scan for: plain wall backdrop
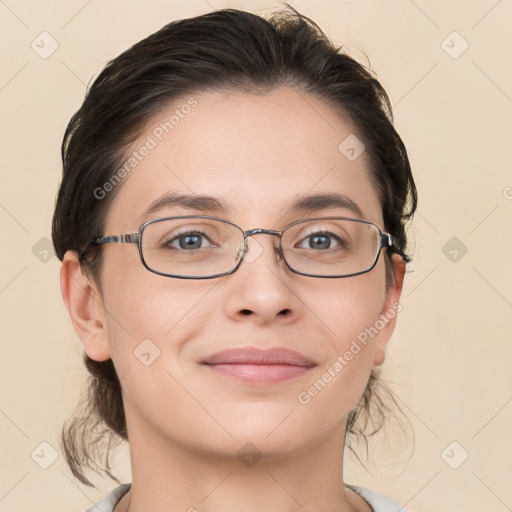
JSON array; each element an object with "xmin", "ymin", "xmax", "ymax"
[{"xmin": 1, "ymin": 1, "xmax": 511, "ymax": 511}]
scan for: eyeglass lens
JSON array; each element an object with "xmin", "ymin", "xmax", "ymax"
[{"xmin": 140, "ymin": 217, "xmax": 382, "ymax": 278}]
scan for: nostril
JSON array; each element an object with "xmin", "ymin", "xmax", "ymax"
[
  {"xmin": 279, "ymin": 308, "xmax": 290, "ymax": 316},
  {"xmin": 240, "ymin": 309, "xmax": 252, "ymax": 315}
]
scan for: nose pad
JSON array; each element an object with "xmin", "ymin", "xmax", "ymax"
[
  {"xmin": 240, "ymin": 237, "xmax": 265, "ymax": 264},
  {"xmin": 235, "ymin": 241, "xmax": 246, "ymax": 261},
  {"xmin": 274, "ymin": 243, "xmax": 285, "ymax": 262}
]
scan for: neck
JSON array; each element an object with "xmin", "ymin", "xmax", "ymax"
[{"xmin": 116, "ymin": 418, "xmax": 370, "ymax": 512}]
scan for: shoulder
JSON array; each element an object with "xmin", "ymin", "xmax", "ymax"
[
  {"xmin": 84, "ymin": 483, "xmax": 131, "ymax": 512},
  {"xmin": 348, "ymin": 484, "xmax": 413, "ymax": 512},
  {"xmin": 85, "ymin": 482, "xmax": 418, "ymax": 512}
]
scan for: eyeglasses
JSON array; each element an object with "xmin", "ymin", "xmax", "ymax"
[{"xmin": 79, "ymin": 215, "xmax": 395, "ymax": 279}]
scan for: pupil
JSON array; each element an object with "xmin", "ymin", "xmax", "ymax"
[
  {"xmin": 310, "ymin": 234, "xmax": 330, "ymax": 249},
  {"xmin": 179, "ymin": 234, "xmax": 201, "ymax": 249}
]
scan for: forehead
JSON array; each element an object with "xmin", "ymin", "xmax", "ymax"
[{"xmin": 105, "ymin": 86, "xmax": 382, "ymax": 231}]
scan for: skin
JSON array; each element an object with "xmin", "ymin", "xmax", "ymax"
[{"xmin": 61, "ymin": 86, "xmax": 405, "ymax": 512}]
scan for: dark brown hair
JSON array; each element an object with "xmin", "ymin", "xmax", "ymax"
[{"xmin": 52, "ymin": 6, "xmax": 417, "ymax": 486}]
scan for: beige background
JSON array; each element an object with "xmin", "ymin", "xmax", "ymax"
[{"xmin": 1, "ymin": 1, "xmax": 511, "ymax": 511}]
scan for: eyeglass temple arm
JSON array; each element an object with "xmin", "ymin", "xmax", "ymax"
[
  {"xmin": 79, "ymin": 233, "xmax": 140, "ymax": 261},
  {"xmin": 382, "ymin": 232, "xmax": 410, "ymax": 262},
  {"xmin": 381, "ymin": 232, "xmax": 393, "ymax": 247}
]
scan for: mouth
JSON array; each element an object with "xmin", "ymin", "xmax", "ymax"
[{"xmin": 200, "ymin": 347, "xmax": 316, "ymax": 385}]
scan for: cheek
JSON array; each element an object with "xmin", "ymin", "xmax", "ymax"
[
  {"xmin": 293, "ymin": 271, "xmax": 387, "ymax": 415},
  {"xmin": 99, "ymin": 274, "xmax": 222, "ymax": 433},
  {"xmin": 100, "ymin": 261, "xmax": 218, "ymax": 370},
  {"xmin": 308, "ymin": 268, "xmax": 387, "ymax": 348}
]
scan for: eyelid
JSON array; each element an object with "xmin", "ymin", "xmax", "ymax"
[{"xmin": 289, "ymin": 219, "xmax": 351, "ymax": 234}]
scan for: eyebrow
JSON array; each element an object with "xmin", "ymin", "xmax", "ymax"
[
  {"xmin": 286, "ymin": 193, "xmax": 364, "ymax": 219},
  {"xmin": 139, "ymin": 192, "xmax": 226, "ymax": 223},
  {"xmin": 139, "ymin": 191, "xmax": 364, "ymax": 223}
]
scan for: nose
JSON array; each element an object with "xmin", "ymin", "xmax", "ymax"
[{"xmin": 222, "ymin": 234, "xmax": 301, "ymax": 326}]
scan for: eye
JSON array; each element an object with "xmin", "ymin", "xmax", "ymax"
[
  {"xmin": 297, "ymin": 231, "xmax": 347, "ymax": 250},
  {"xmin": 166, "ymin": 231, "xmax": 214, "ymax": 250}
]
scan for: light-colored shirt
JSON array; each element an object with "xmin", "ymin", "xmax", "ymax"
[{"xmin": 85, "ymin": 483, "xmax": 410, "ymax": 512}]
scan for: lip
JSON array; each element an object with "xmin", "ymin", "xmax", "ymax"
[{"xmin": 201, "ymin": 347, "xmax": 316, "ymax": 385}]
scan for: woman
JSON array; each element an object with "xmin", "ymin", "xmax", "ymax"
[{"xmin": 52, "ymin": 6, "xmax": 417, "ymax": 512}]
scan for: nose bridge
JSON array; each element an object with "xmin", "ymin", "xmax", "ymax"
[{"xmin": 242, "ymin": 228, "xmax": 283, "ymax": 261}]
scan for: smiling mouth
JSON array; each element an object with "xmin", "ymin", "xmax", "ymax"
[{"xmin": 201, "ymin": 347, "xmax": 316, "ymax": 385}]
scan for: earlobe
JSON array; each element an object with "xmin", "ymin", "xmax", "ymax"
[
  {"xmin": 60, "ymin": 251, "xmax": 111, "ymax": 362},
  {"xmin": 373, "ymin": 254, "xmax": 406, "ymax": 366}
]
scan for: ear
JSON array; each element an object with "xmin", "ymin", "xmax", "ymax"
[
  {"xmin": 60, "ymin": 251, "xmax": 111, "ymax": 361},
  {"xmin": 373, "ymin": 254, "xmax": 406, "ymax": 366}
]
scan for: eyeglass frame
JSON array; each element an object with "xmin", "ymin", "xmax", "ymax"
[{"xmin": 78, "ymin": 215, "xmax": 398, "ymax": 279}]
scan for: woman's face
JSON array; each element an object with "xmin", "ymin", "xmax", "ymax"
[{"xmin": 79, "ymin": 86, "xmax": 403, "ymax": 459}]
